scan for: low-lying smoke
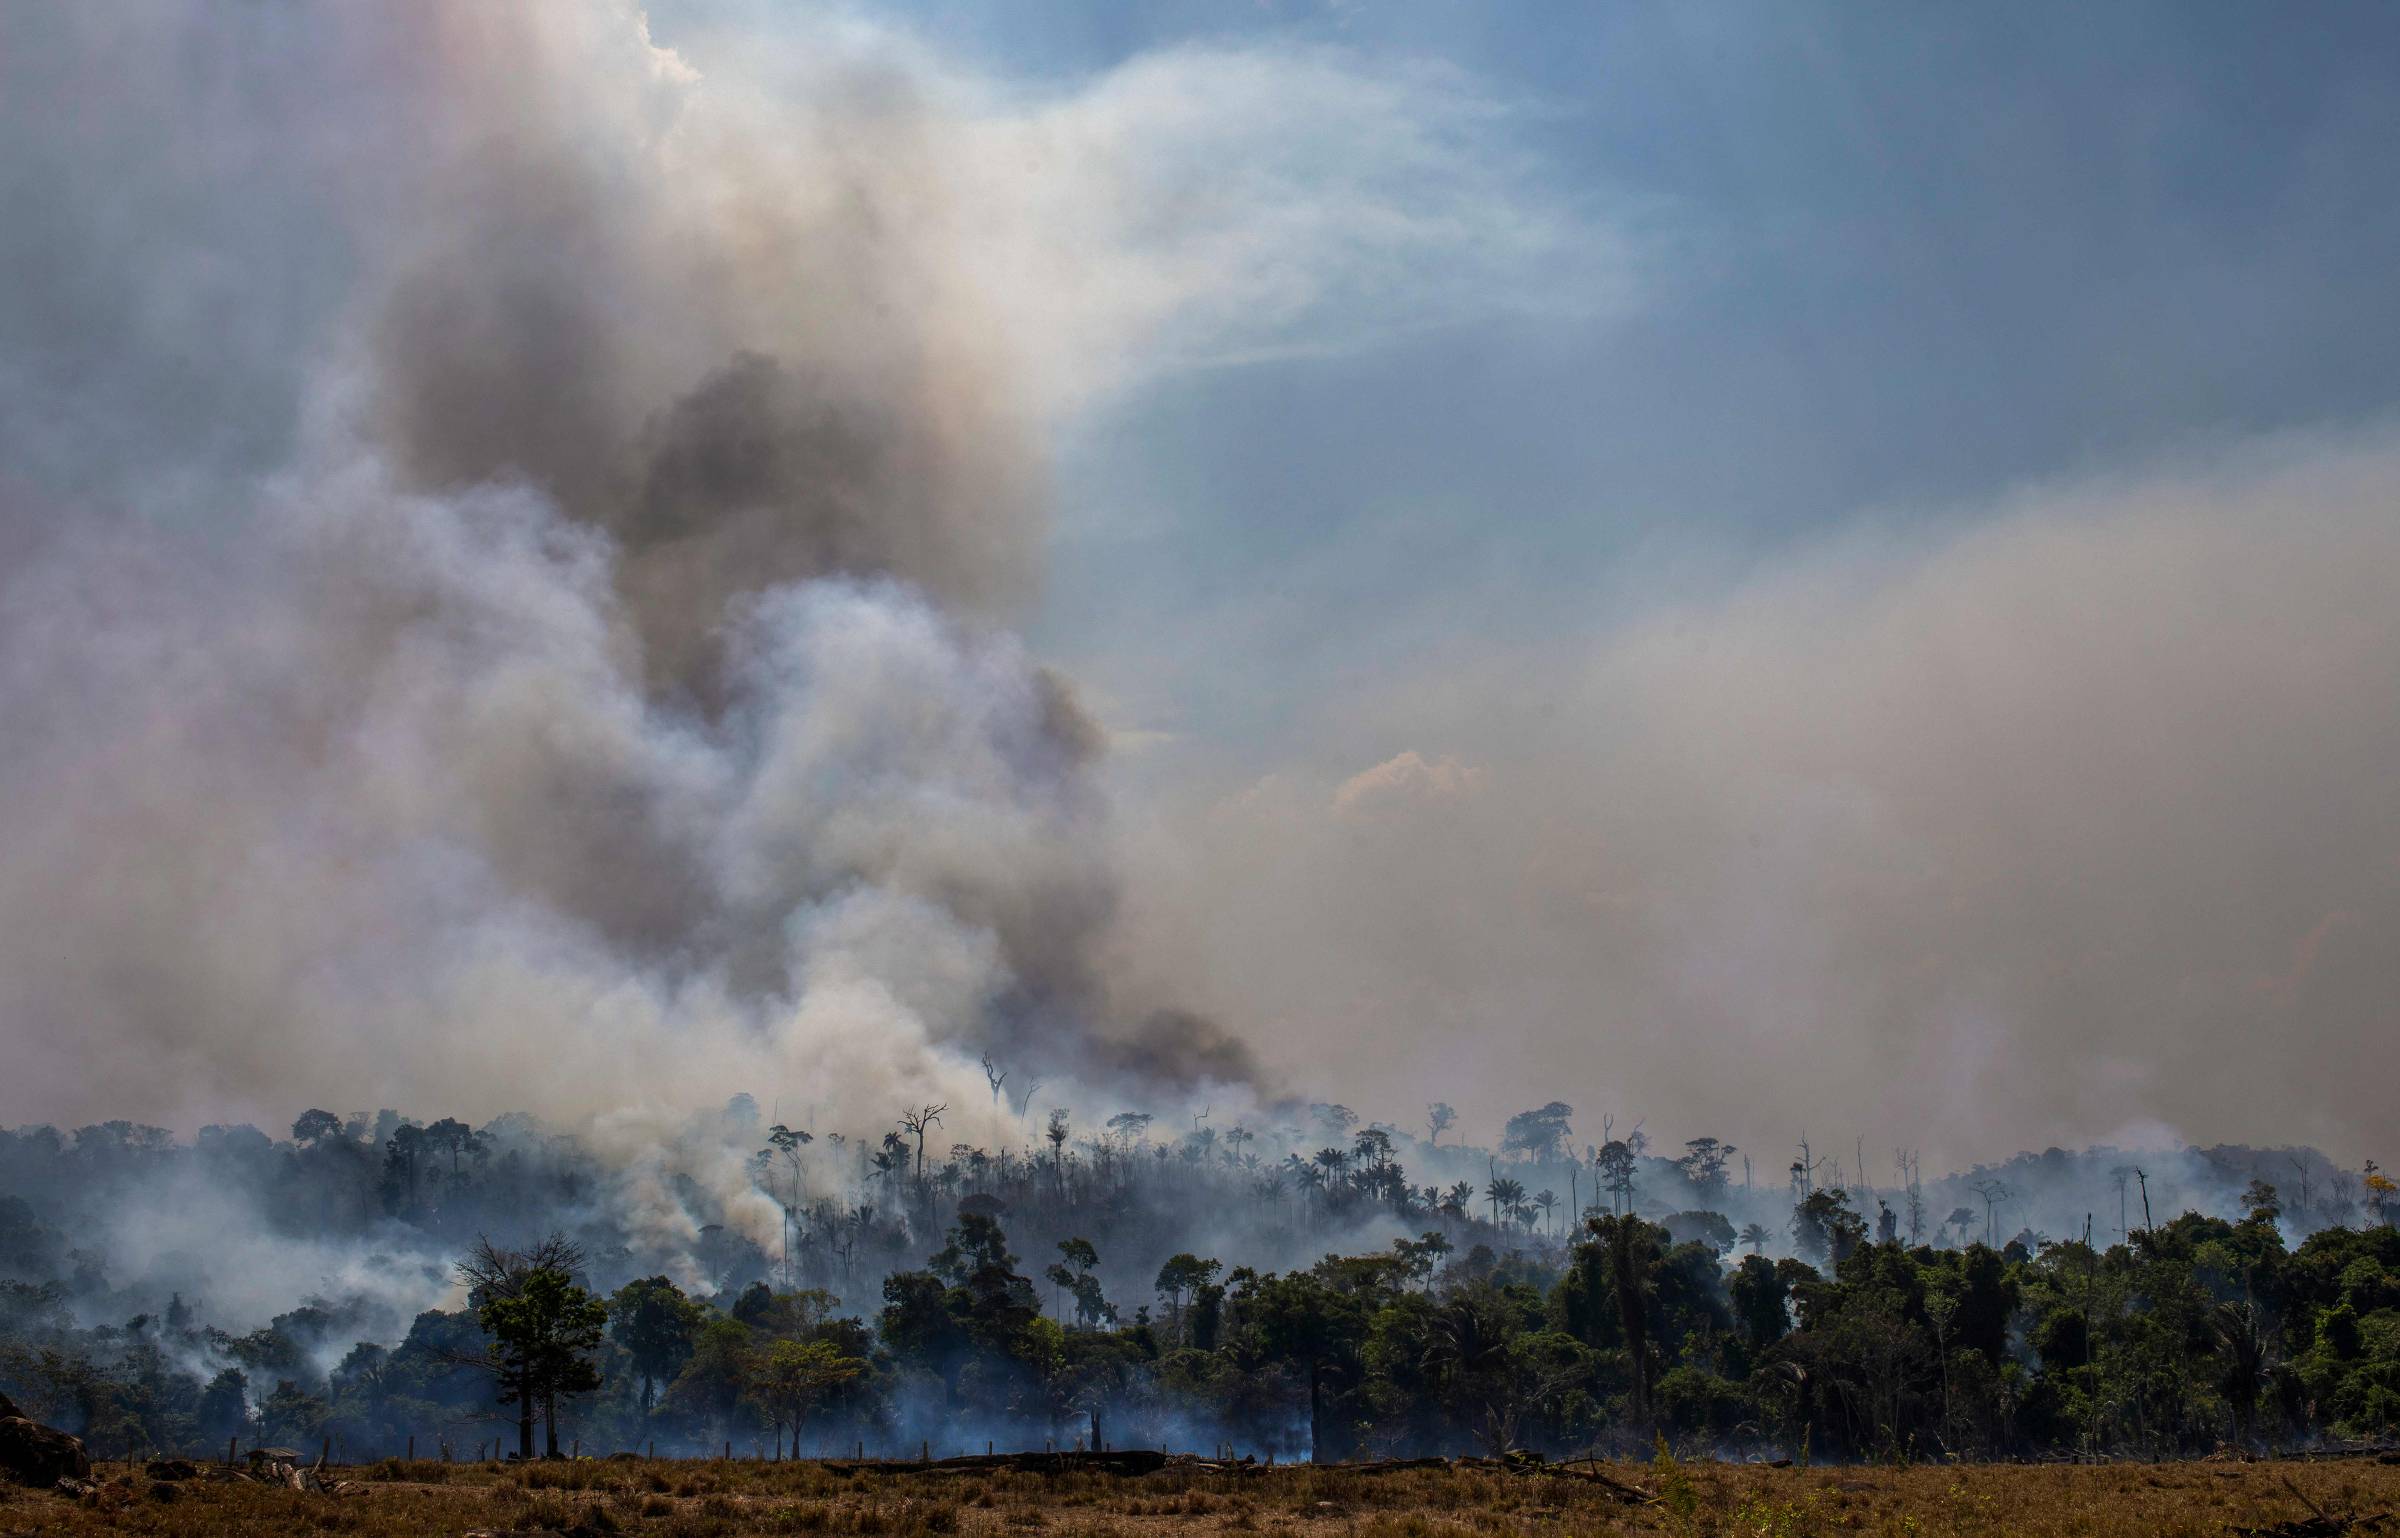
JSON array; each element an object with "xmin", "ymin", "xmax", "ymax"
[{"xmin": 1121, "ymin": 433, "xmax": 2400, "ymax": 1168}]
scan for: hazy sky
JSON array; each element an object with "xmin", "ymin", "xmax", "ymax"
[
  {"xmin": 840, "ymin": 0, "xmax": 2400, "ymax": 1160},
  {"xmin": 4, "ymin": 1, "xmax": 2397, "ymax": 1168}
]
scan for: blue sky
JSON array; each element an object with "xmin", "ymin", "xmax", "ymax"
[{"xmin": 765, "ymin": 1, "xmax": 2400, "ymax": 762}]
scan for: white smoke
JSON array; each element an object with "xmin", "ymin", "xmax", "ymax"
[{"xmin": 0, "ymin": 0, "xmax": 1590, "ymax": 1161}]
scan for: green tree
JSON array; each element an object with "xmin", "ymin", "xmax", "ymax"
[
  {"xmin": 1500, "ymin": 1103, "xmax": 1575, "ymax": 1164},
  {"xmin": 747, "ymin": 1338, "xmax": 863, "ymax": 1457},
  {"xmin": 1155, "ymin": 1253, "xmax": 1222, "ymax": 1344},
  {"xmin": 459, "ymin": 1235, "xmax": 606, "ymax": 1458},
  {"xmin": 1790, "ymin": 1188, "xmax": 1868, "ymax": 1266},
  {"xmin": 290, "ymin": 1109, "xmax": 344, "ymax": 1146},
  {"xmin": 609, "ymin": 1275, "xmax": 702, "ymax": 1417}
]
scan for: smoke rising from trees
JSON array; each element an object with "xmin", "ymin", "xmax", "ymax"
[{"xmin": 0, "ymin": 0, "xmax": 1583, "ymax": 1143}]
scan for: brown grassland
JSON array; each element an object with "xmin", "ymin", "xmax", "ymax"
[{"xmin": 5, "ymin": 1455, "xmax": 2398, "ymax": 1538}]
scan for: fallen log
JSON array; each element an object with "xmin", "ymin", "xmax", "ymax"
[{"xmin": 2228, "ymin": 1475, "xmax": 2395, "ymax": 1536}]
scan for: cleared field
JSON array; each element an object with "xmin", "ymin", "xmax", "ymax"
[{"xmin": 5, "ymin": 1455, "xmax": 2398, "ymax": 1538}]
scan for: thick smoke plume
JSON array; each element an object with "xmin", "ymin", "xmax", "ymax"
[
  {"xmin": 0, "ymin": 3, "xmax": 1063, "ymax": 1140},
  {"xmin": 0, "ymin": 0, "xmax": 1578, "ymax": 1145}
]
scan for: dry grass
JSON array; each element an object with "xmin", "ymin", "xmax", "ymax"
[{"xmin": 5, "ymin": 1454, "xmax": 2397, "ymax": 1537}]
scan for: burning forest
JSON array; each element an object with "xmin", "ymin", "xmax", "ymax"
[
  {"xmin": 1, "ymin": 1103, "xmax": 2396, "ymax": 1466},
  {"xmin": 6, "ymin": 0, "xmax": 2400, "ymax": 1513}
]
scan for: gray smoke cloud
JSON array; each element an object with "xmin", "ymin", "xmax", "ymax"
[
  {"xmin": 1116, "ymin": 431, "xmax": 2400, "ymax": 1170},
  {"xmin": 0, "ymin": 0, "xmax": 1589, "ymax": 1151}
]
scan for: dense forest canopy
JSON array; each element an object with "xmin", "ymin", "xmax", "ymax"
[{"xmin": 3, "ymin": 1101, "xmax": 2393, "ymax": 1463}]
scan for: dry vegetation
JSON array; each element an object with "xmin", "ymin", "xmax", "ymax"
[{"xmin": 7, "ymin": 1455, "xmax": 2400, "ymax": 1538}]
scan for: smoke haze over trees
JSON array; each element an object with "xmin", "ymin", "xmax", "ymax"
[
  {"xmin": 3, "ymin": 1104, "xmax": 2396, "ymax": 1462},
  {"xmin": 4, "ymin": 0, "xmax": 2400, "ymax": 1475}
]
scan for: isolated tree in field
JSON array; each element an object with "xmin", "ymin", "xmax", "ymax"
[
  {"xmin": 1427, "ymin": 1103, "xmax": 1457, "ymax": 1147},
  {"xmin": 609, "ymin": 1275, "xmax": 701, "ymax": 1416},
  {"xmin": 749, "ymin": 1339, "xmax": 863, "ymax": 1457},
  {"xmin": 458, "ymin": 1234, "xmax": 605, "ymax": 1458},
  {"xmin": 493, "ymin": 1270, "xmax": 604, "ymax": 1457}
]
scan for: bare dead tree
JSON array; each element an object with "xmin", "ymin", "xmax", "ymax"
[
  {"xmin": 899, "ymin": 1104, "xmax": 946, "ymax": 1183},
  {"xmin": 981, "ymin": 1054, "xmax": 1007, "ymax": 1109},
  {"xmin": 1968, "ymin": 1179, "xmax": 2013, "ymax": 1248},
  {"xmin": 455, "ymin": 1233, "xmax": 586, "ymax": 1303},
  {"xmin": 444, "ymin": 1233, "xmax": 590, "ymax": 1459}
]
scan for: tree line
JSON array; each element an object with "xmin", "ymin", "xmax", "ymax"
[{"xmin": 4, "ymin": 1170, "xmax": 2396, "ymax": 1463}]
